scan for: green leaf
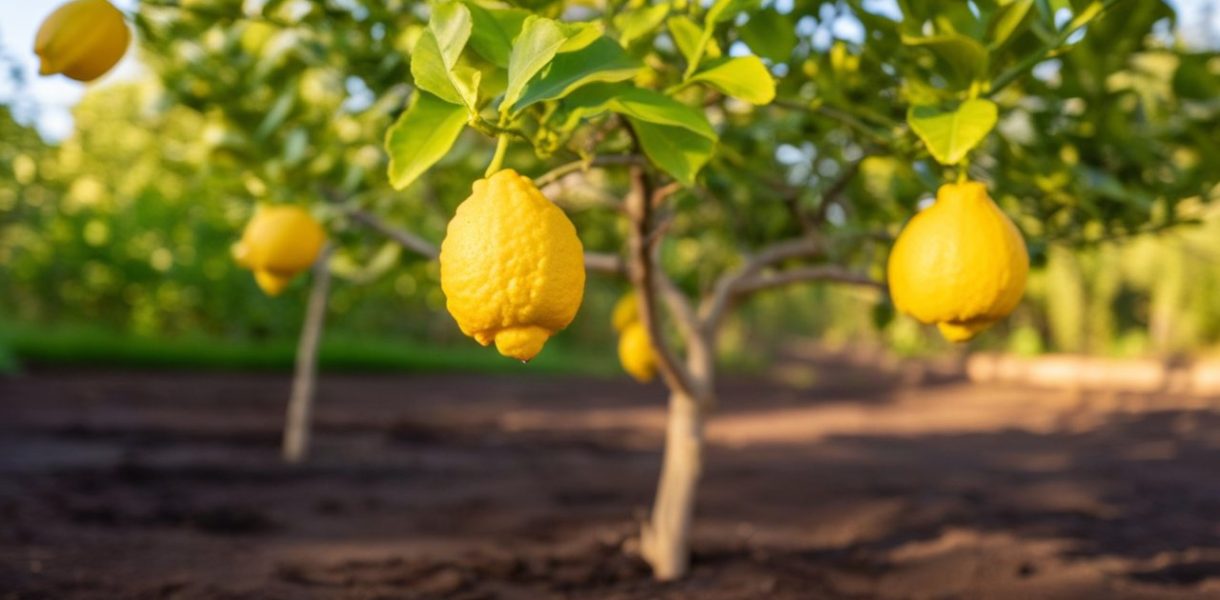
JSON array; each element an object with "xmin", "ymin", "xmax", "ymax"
[
  {"xmin": 513, "ymin": 37, "xmax": 641, "ymax": 113},
  {"xmin": 411, "ymin": 29, "xmax": 480, "ymax": 108},
  {"xmin": 705, "ymin": 0, "xmax": 759, "ymax": 24},
  {"xmin": 503, "ymin": 16, "xmax": 568, "ymax": 114},
  {"xmin": 907, "ymin": 98, "xmax": 998, "ymax": 165},
  {"xmin": 1065, "ymin": 1, "xmax": 1105, "ymax": 32},
  {"xmin": 255, "ymin": 87, "xmax": 295, "ymax": 139},
  {"xmin": 385, "ymin": 92, "xmax": 469, "ymax": 190},
  {"xmin": 668, "ymin": 16, "xmax": 704, "ymax": 67},
  {"xmin": 430, "ymin": 2, "xmax": 472, "ymax": 69},
  {"xmin": 688, "ymin": 56, "xmax": 775, "ymax": 105},
  {"xmin": 556, "ymin": 21, "xmax": 604, "ymax": 52},
  {"xmin": 738, "ymin": 8, "xmax": 797, "ymax": 62},
  {"xmin": 614, "ymin": 4, "xmax": 670, "ymax": 47},
  {"xmin": 558, "ymin": 83, "xmax": 717, "ymax": 140},
  {"xmin": 628, "ymin": 117, "xmax": 715, "ymax": 185},
  {"xmin": 901, "ymin": 33, "xmax": 989, "ymax": 86},
  {"xmin": 575, "ymin": 83, "xmax": 717, "ymax": 137},
  {"xmin": 988, "ymin": 0, "xmax": 1034, "ymax": 49},
  {"xmin": 463, "ymin": 2, "xmax": 529, "ymax": 68}
]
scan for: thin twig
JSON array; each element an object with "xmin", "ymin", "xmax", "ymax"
[
  {"xmin": 651, "ymin": 182, "xmax": 684, "ymax": 208},
  {"xmin": 813, "ymin": 157, "xmax": 865, "ymax": 224},
  {"xmin": 583, "ymin": 251, "xmax": 627, "ymax": 275},
  {"xmin": 347, "ymin": 209, "xmax": 439, "ymax": 259},
  {"xmin": 654, "ymin": 268, "xmax": 701, "ymax": 349},
  {"xmin": 700, "ymin": 235, "xmax": 825, "ymax": 328},
  {"xmin": 731, "ymin": 266, "xmax": 884, "ymax": 296},
  {"xmin": 773, "ymin": 99, "xmax": 896, "ymax": 147},
  {"xmin": 532, "ymin": 154, "xmax": 645, "ymax": 188}
]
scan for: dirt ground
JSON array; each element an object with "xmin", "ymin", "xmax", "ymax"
[{"xmin": 1, "ymin": 361, "xmax": 1219, "ymax": 599}]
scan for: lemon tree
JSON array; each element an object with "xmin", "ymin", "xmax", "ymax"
[{"xmin": 27, "ymin": 0, "xmax": 1220, "ymax": 583}]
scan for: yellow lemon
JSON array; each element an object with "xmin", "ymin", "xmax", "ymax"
[
  {"xmin": 35, "ymin": 0, "xmax": 130, "ymax": 83},
  {"xmin": 618, "ymin": 322, "xmax": 657, "ymax": 383},
  {"xmin": 611, "ymin": 291, "xmax": 639, "ymax": 333},
  {"xmin": 440, "ymin": 169, "xmax": 586, "ymax": 362},
  {"xmin": 887, "ymin": 182, "xmax": 1028, "ymax": 342},
  {"xmin": 233, "ymin": 205, "xmax": 327, "ymax": 296}
]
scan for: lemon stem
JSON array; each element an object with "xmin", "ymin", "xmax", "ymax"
[
  {"xmin": 485, "ymin": 134, "xmax": 510, "ymax": 177},
  {"xmin": 956, "ymin": 157, "xmax": 970, "ymax": 184}
]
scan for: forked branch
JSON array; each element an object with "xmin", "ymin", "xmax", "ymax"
[
  {"xmin": 626, "ymin": 164, "xmax": 695, "ymax": 399},
  {"xmin": 700, "ymin": 235, "xmax": 826, "ymax": 329}
]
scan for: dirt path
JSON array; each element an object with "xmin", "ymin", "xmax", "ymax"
[{"xmin": 1, "ymin": 369, "xmax": 1218, "ymax": 599}]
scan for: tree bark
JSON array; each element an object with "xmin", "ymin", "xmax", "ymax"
[
  {"xmin": 282, "ymin": 246, "xmax": 332, "ymax": 463},
  {"xmin": 641, "ymin": 389, "xmax": 706, "ymax": 580}
]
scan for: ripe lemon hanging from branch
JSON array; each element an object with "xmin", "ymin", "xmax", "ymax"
[
  {"xmin": 35, "ymin": 0, "xmax": 130, "ymax": 82},
  {"xmin": 233, "ymin": 205, "xmax": 327, "ymax": 297},
  {"xmin": 611, "ymin": 292, "xmax": 657, "ymax": 382},
  {"xmin": 887, "ymin": 182, "xmax": 1028, "ymax": 342},
  {"xmin": 439, "ymin": 169, "xmax": 586, "ymax": 362}
]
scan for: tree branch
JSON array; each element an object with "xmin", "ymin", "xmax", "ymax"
[
  {"xmin": 772, "ymin": 99, "xmax": 897, "ymax": 147},
  {"xmin": 731, "ymin": 265, "xmax": 884, "ymax": 296},
  {"xmin": 700, "ymin": 235, "xmax": 825, "ymax": 329},
  {"xmin": 347, "ymin": 209, "xmax": 438, "ymax": 259},
  {"xmin": 532, "ymin": 154, "xmax": 645, "ymax": 188},
  {"xmin": 627, "ymin": 164, "xmax": 695, "ymax": 399},
  {"xmin": 584, "ymin": 251, "xmax": 627, "ymax": 275},
  {"xmin": 654, "ymin": 269, "xmax": 701, "ymax": 349},
  {"xmin": 813, "ymin": 157, "xmax": 865, "ymax": 224}
]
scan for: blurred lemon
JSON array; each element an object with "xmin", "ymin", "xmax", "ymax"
[
  {"xmin": 887, "ymin": 182, "xmax": 1028, "ymax": 342},
  {"xmin": 618, "ymin": 322, "xmax": 657, "ymax": 383},
  {"xmin": 440, "ymin": 169, "xmax": 586, "ymax": 361},
  {"xmin": 611, "ymin": 291, "xmax": 639, "ymax": 333},
  {"xmin": 233, "ymin": 205, "xmax": 327, "ymax": 296},
  {"xmin": 35, "ymin": 0, "xmax": 130, "ymax": 82}
]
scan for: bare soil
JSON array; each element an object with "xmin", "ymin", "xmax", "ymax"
[{"xmin": 1, "ymin": 363, "xmax": 1218, "ymax": 599}]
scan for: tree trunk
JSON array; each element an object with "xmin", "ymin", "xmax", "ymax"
[
  {"xmin": 282, "ymin": 247, "xmax": 332, "ymax": 463},
  {"xmin": 641, "ymin": 390, "xmax": 706, "ymax": 580}
]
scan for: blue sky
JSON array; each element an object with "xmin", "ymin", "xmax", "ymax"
[{"xmin": 1, "ymin": 0, "xmax": 1217, "ymax": 141}]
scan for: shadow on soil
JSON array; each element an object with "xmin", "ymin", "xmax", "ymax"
[{"xmin": 0, "ymin": 371, "xmax": 1217, "ymax": 598}]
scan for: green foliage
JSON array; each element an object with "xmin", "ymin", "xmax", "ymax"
[
  {"xmin": 686, "ymin": 57, "xmax": 775, "ymax": 105},
  {"xmin": 386, "ymin": 92, "xmax": 468, "ymax": 190},
  {"xmin": 907, "ymin": 99, "xmax": 998, "ymax": 165},
  {"xmin": 513, "ymin": 37, "xmax": 641, "ymax": 112},
  {"xmin": 4, "ymin": 0, "xmax": 1220, "ymax": 366}
]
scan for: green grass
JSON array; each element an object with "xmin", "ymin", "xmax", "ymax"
[{"xmin": 0, "ymin": 323, "xmax": 617, "ymax": 376}]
